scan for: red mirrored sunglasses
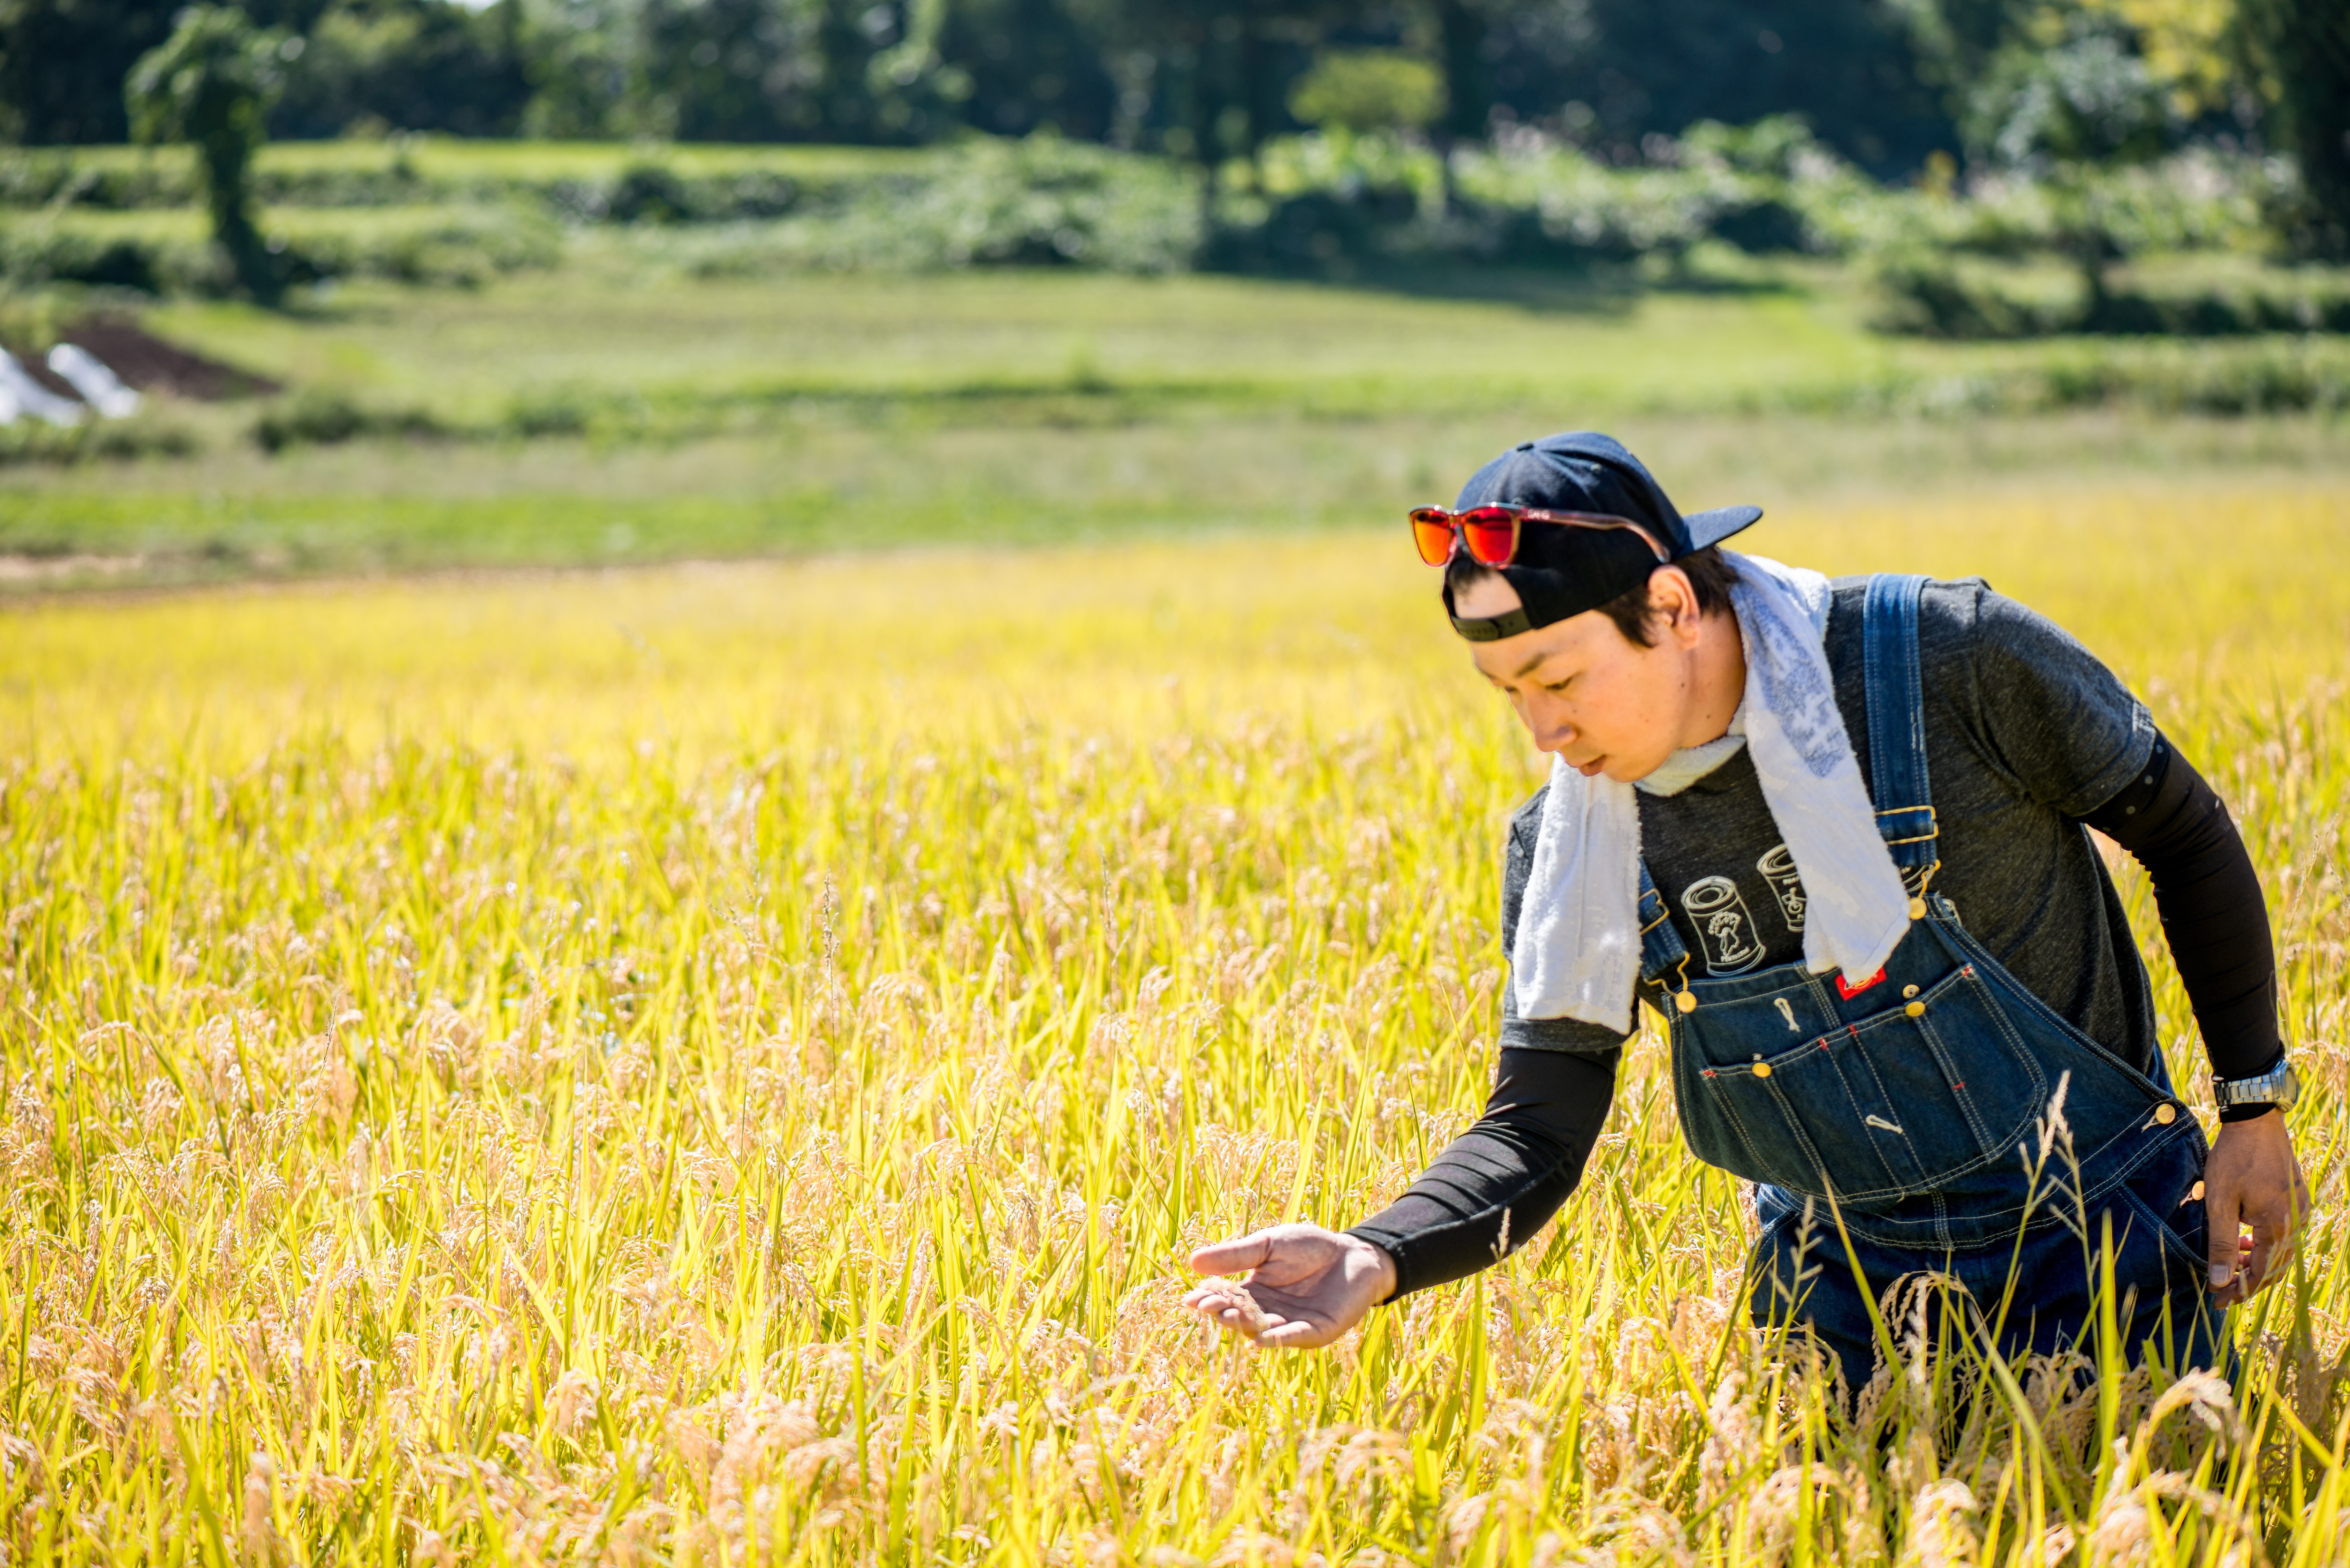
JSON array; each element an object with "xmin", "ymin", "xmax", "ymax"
[{"xmin": 1409, "ymin": 504, "xmax": 1672, "ymax": 569}]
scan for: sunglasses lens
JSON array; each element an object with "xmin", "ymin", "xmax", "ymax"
[
  {"xmin": 1409, "ymin": 510, "xmax": 1456, "ymax": 566},
  {"xmin": 1461, "ymin": 509, "xmax": 1518, "ymax": 566}
]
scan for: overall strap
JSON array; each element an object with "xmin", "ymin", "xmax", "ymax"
[
  {"xmin": 1636, "ymin": 862, "xmax": 1698, "ymax": 1009},
  {"xmin": 1861, "ymin": 573, "xmax": 1940, "ymax": 890}
]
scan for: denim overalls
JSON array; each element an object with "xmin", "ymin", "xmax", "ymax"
[{"xmin": 1638, "ymin": 574, "xmax": 2226, "ymax": 1395}]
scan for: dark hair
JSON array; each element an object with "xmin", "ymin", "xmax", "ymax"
[{"xmin": 1446, "ymin": 545, "xmax": 1740, "ymax": 647}]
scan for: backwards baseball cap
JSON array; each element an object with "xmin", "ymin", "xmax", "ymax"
[{"xmin": 1442, "ymin": 431, "xmax": 1762, "ymax": 642}]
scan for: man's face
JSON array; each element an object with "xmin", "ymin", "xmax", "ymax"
[{"xmin": 1457, "ymin": 570, "xmax": 1701, "ymax": 783}]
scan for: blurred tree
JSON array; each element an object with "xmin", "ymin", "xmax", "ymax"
[
  {"xmin": 1404, "ymin": 0, "xmax": 1497, "ymax": 209},
  {"xmin": 1287, "ymin": 48, "xmax": 1444, "ymax": 135},
  {"xmin": 2075, "ymin": 0, "xmax": 2231, "ymax": 116},
  {"xmin": 0, "ymin": 0, "xmax": 178, "ymax": 142},
  {"xmin": 5, "ymin": 0, "xmax": 2301, "ymax": 201},
  {"xmin": 1963, "ymin": 9, "xmax": 2173, "ymax": 314},
  {"xmin": 1961, "ymin": 11, "xmax": 2170, "ymax": 166},
  {"xmin": 1886, "ymin": 0, "xmax": 2027, "ymax": 108},
  {"xmin": 1425, "ymin": 0, "xmax": 1493, "ymax": 145},
  {"xmin": 514, "ymin": 0, "xmax": 646, "ymax": 138},
  {"xmin": 126, "ymin": 4, "xmax": 290, "ymax": 302},
  {"xmin": 635, "ymin": 0, "xmax": 806, "ymax": 138},
  {"xmin": 1479, "ymin": 0, "xmax": 1955, "ymax": 172},
  {"xmin": 1084, "ymin": 0, "xmax": 1341, "ymax": 178},
  {"xmin": 2238, "ymin": 0, "xmax": 2350, "ymax": 256},
  {"xmin": 626, "ymin": 0, "xmax": 956, "ymax": 140},
  {"xmin": 274, "ymin": 0, "xmax": 529, "ymax": 137},
  {"xmin": 940, "ymin": 0, "xmax": 1115, "ymax": 139},
  {"xmin": 1890, "ymin": 0, "xmax": 2234, "ymax": 148}
]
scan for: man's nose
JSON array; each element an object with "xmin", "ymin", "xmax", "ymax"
[{"xmin": 1524, "ymin": 699, "xmax": 1574, "ymax": 754}]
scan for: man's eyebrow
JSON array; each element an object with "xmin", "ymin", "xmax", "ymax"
[{"xmin": 1509, "ymin": 650, "xmax": 1552, "ymax": 680}]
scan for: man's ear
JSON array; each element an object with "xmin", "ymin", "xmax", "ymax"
[{"xmin": 1649, "ymin": 566, "xmax": 1703, "ymax": 647}]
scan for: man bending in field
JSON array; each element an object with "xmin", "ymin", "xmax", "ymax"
[{"xmin": 1184, "ymin": 431, "xmax": 2309, "ymax": 1394}]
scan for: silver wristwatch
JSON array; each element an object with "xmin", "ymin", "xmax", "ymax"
[{"xmin": 2212, "ymin": 1057, "xmax": 2300, "ymax": 1113}]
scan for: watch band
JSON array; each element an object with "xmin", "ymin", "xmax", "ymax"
[{"xmin": 2212, "ymin": 1057, "xmax": 2299, "ymax": 1111}]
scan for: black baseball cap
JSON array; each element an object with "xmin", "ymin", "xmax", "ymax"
[{"xmin": 1442, "ymin": 432, "xmax": 1762, "ymax": 642}]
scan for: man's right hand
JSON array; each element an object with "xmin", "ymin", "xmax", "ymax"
[
  {"xmin": 2203, "ymin": 1108, "xmax": 2308, "ymax": 1307},
  {"xmin": 1182, "ymin": 1223, "xmax": 1397, "ymax": 1349}
]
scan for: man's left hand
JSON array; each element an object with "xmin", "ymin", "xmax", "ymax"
[{"xmin": 2202, "ymin": 1110, "xmax": 2309, "ymax": 1308}]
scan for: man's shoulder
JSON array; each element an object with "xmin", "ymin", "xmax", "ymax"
[
  {"xmin": 1824, "ymin": 574, "xmax": 1997, "ymax": 665},
  {"xmin": 1500, "ymin": 784, "xmax": 1548, "ymax": 926},
  {"xmin": 1826, "ymin": 573, "xmax": 2101, "ymax": 670},
  {"xmin": 1826, "ymin": 572, "xmax": 1992, "ymax": 624},
  {"xmin": 1508, "ymin": 785, "xmax": 1547, "ymax": 847}
]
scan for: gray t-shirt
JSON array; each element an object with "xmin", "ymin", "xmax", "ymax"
[{"xmin": 1500, "ymin": 577, "xmax": 2161, "ymax": 1068}]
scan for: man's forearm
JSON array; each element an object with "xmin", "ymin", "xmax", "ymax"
[
  {"xmin": 2084, "ymin": 734, "xmax": 2283, "ymax": 1107},
  {"xmin": 1346, "ymin": 1048, "xmax": 1617, "ymax": 1299}
]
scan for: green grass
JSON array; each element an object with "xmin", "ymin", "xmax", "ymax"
[
  {"xmin": 109, "ymin": 255, "xmax": 2350, "ymax": 417},
  {"xmin": 6, "ymin": 406, "xmax": 2348, "ymax": 592},
  {"xmin": 4, "ymin": 260, "xmax": 2348, "ymax": 588},
  {"xmin": 130, "ymin": 260, "xmax": 1884, "ymax": 413},
  {"xmin": 5, "ymin": 135, "xmax": 937, "ymax": 194},
  {"xmin": 4, "ymin": 203, "xmax": 561, "ymax": 290}
]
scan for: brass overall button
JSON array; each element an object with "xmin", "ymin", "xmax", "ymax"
[
  {"xmin": 1753, "ymin": 1062, "xmax": 1772, "ymax": 1079},
  {"xmin": 2154, "ymin": 1103, "xmax": 2177, "ymax": 1125},
  {"xmin": 1908, "ymin": 897, "xmax": 1928, "ymax": 920},
  {"xmin": 1902, "ymin": 984, "xmax": 1920, "ymax": 999},
  {"xmin": 1904, "ymin": 1000, "xmax": 1926, "ymax": 1018},
  {"xmin": 2190, "ymin": 1180, "xmax": 2206, "ymax": 1202},
  {"xmin": 1676, "ymin": 991, "xmax": 1697, "ymax": 1014}
]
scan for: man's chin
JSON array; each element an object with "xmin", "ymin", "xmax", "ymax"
[
  {"xmin": 1596, "ymin": 753, "xmax": 1667, "ymax": 784},
  {"xmin": 1555, "ymin": 750, "xmax": 1666, "ymax": 783}
]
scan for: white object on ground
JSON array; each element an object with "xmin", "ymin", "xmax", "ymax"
[
  {"xmin": 0, "ymin": 350, "xmax": 87, "ymax": 427},
  {"xmin": 47, "ymin": 344, "xmax": 141, "ymax": 418}
]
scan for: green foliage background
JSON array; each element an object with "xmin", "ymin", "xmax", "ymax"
[{"xmin": 0, "ymin": 0, "xmax": 2341, "ymax": 215}]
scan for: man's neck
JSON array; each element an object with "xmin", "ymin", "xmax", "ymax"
[{"xmin": 1678, "ymin": 608, "xmax": 1747, "ymax": 750}]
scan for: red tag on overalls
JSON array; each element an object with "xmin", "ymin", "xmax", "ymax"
[{"xmin": 1836, "ymin": 968, "xmax": 1887, "ymax": 999}]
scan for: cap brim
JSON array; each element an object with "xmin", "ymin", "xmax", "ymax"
[{"xmin": 1683, "ymin": 504, "xmax": 1763, "ymax": 551}]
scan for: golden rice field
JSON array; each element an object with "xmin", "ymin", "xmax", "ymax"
[{"xmin": 1, "ymin": 483, "xmax": 2346, "ymax": 1566}]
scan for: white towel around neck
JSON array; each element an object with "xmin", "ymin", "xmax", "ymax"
[{"xmin": 1510, "ymin": 552, "xmax": 1912, "ymax": 1030}]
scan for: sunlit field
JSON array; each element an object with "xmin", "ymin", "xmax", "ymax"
[{"xmin": 1, "ymin": 486, "xmax": 2346, "ymax": 1564}]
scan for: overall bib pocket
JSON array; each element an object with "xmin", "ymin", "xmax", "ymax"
[
  {"xmin": 1677, "ymin": 959, "xmax": 2049, "ymax": 1203},
  {"xmin": 2115, "ymin": 1138, "xmax": 2217, "ymax": 1291}
]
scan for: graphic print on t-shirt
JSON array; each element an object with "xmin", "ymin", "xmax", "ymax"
[
  {"xmin": 1681, "ymin": 875, "xmax": 1766, "ymax": 974},
  {"xmin": 1756, "ymin": 843, "xmax": 1806, "ymax": 932},
  {"xmin": 1507, "ymin": 580, "xmax": 2166, "ymax": 1072}
]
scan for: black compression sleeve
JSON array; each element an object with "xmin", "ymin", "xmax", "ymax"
[
  {"xmin": 2080, "ymin": 732, "xmax": 2284, "ymax": 1110},
  {"xmin": 1345, "ymin": 1048, "xmax": 1616, "ymax": 1299}
]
